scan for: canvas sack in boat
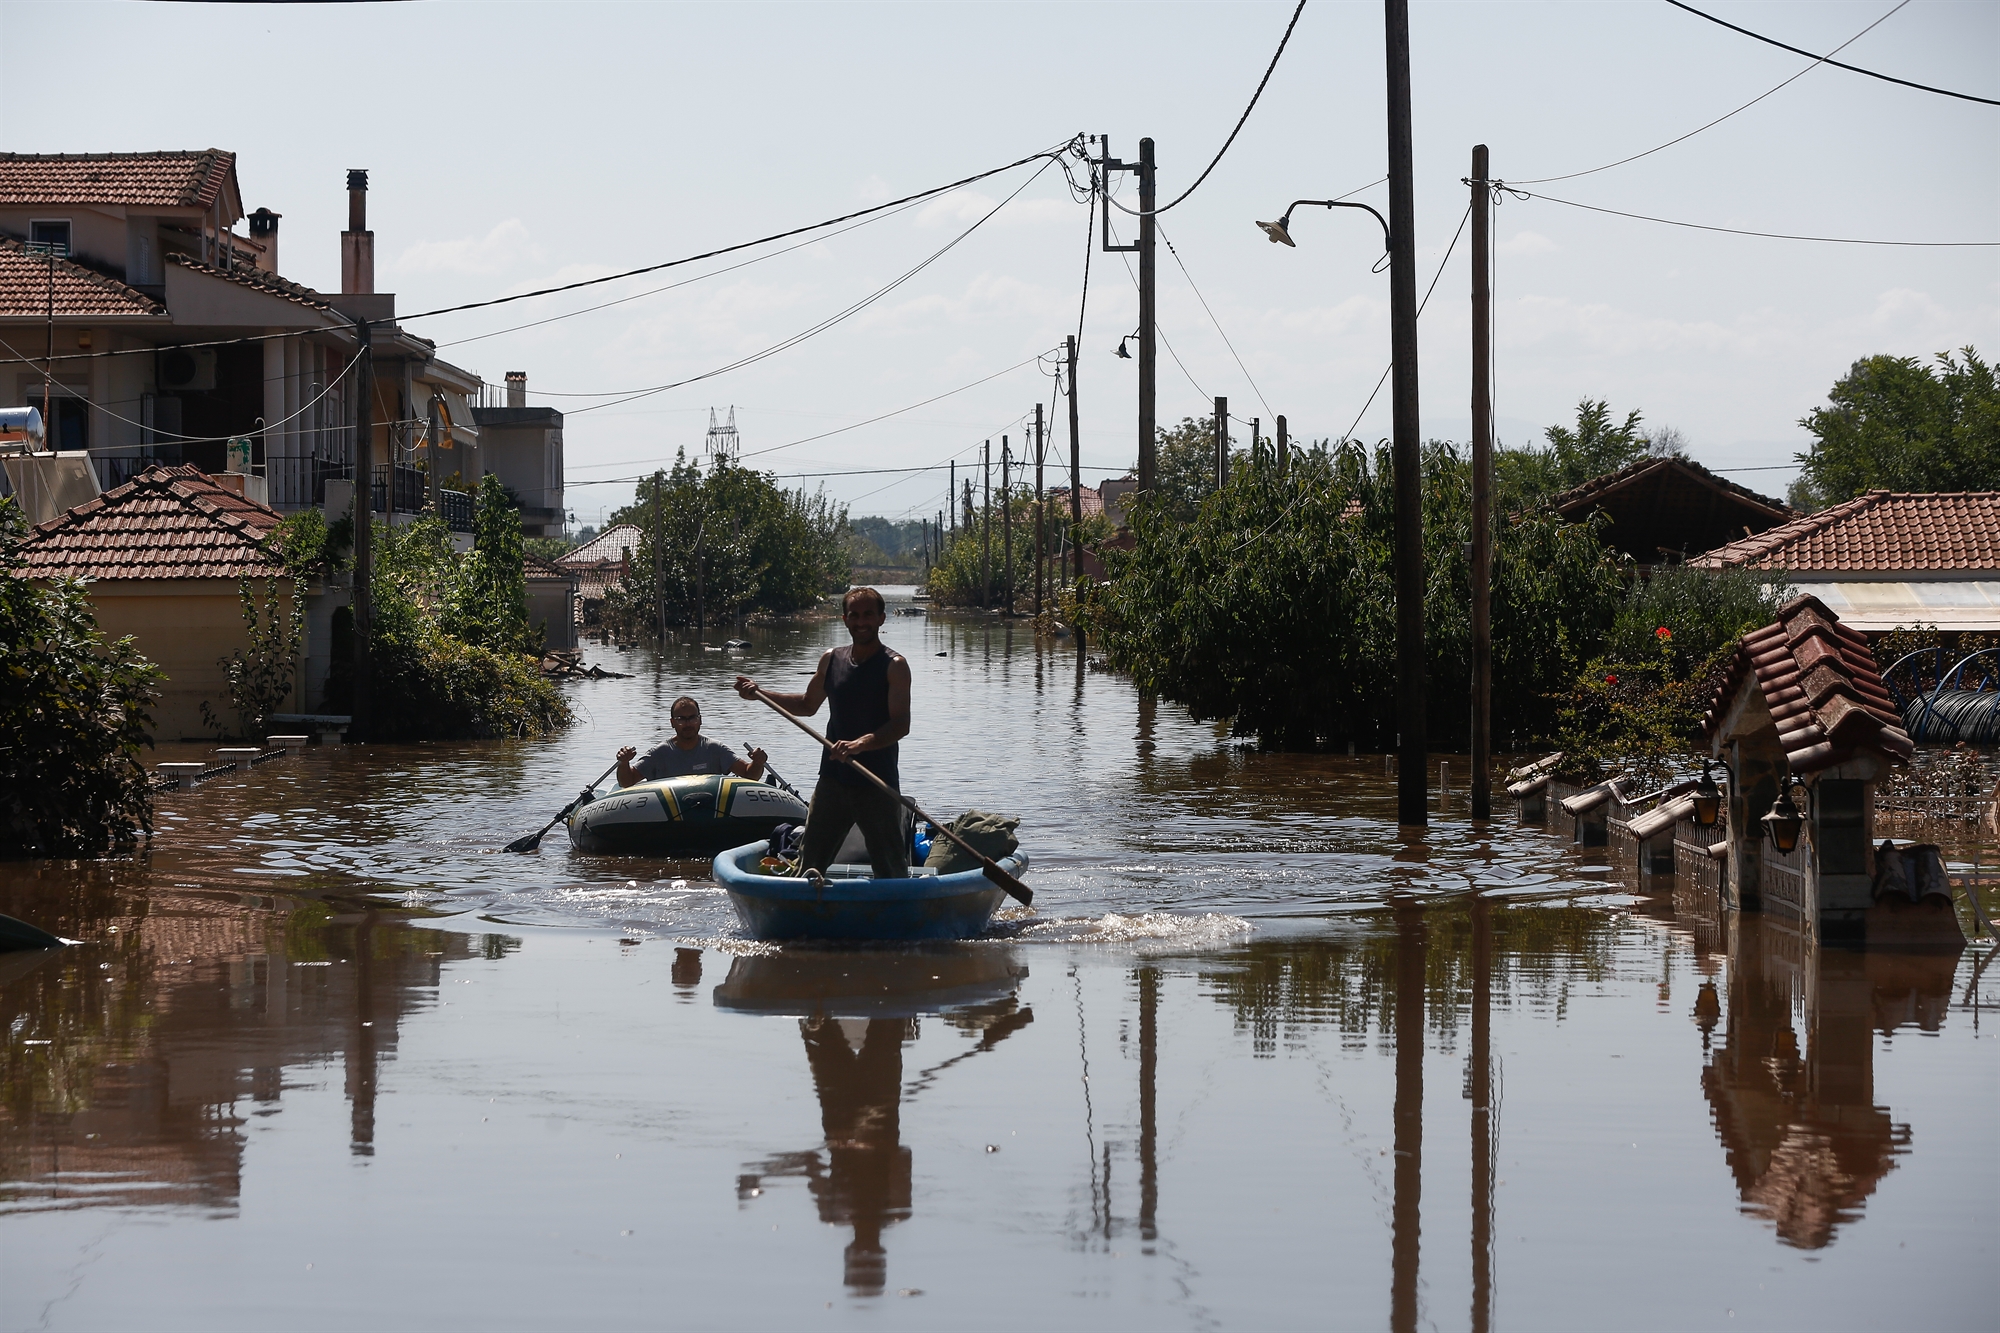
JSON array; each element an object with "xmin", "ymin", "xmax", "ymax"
[{"xmin": 924, "ymin": 809, "xmax": 1020, "ymax": 875}]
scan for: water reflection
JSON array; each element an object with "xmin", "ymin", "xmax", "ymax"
[
  {"xmin": 1693, "ymin": 910, "xmax": 1958, "ymax": 1249},
  {"xmin": 718, "ymin": 948, "xmax": 1032, "ymax": 1296},
  {"xmin": 0, "ymin": 877, "xmax": 491, "ymax": 1215}
]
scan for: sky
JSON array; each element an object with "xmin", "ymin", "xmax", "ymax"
[{"xmin": 3, "ymin": 1, "xmax": 1993, "ymax": 527}]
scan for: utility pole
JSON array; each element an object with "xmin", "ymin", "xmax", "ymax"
[
  {"xmin": 652, "ymin": 471, "xmax": 666, "ymax": 641},
  {"xmin": 1067, "ymin": 335, "xmax": 1082, "ymax": 595},
  {"xmin": 1277, "ymin": 415, "xmax": 1289, "ymax": 478},
  {"xmin": 963, "ymin": 478, "xmax": 973, "ymax": 541},
  {"xmin": 949, "ymin": 460, "xmax": 956, "ymax": 534},
  {"xmin": 426, "ymin": 395, "xmax": 443, "ymax": 515},
  {"xmin": 1097, "ymin": 138, "xmax": 1155, "ymax": 492},
  {"xmin": 1034, "ymin": 400, "xmax": 1046, "ymax": 618},
  {"xmin": 1386, "ymin": 0, "xmax": 1428, "ymax": 827},
  {"xmin": 1470, "ymin": 144, "xmax": 1494, "ymax": 821},
  {"xmin": 1213, "ymin": 396, "xmax": 1228, "ymax": 490},
  {"xmin": 1001, "ymin": 436, "xmax": 1014, "ymax": 613},
  {"xmin": 1251, "ymin": 418, "xmax": 1261, "ymax": 468},
  {"xmin": 351, "ymin": 322, "xmax": 374, "ymax": 742},
  {"xmin": 981, "ymin": 440, "xmax": 992, "ymax": 609}
]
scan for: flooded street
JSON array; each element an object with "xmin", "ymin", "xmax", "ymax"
[{"xmin": 3, "ymin": 592, "xmax": 1993, "ymax": 1331}]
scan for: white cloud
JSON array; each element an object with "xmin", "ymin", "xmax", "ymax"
[
  {"xmin": 1499, "ymin": 231, "xmax": 1557, "ymax": 256},
  {"xmin": 391, "ymin": 219, "xmax": 540, "ymax": 277}
]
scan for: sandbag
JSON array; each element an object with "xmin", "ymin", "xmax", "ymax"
[{"xmin": 924, "ymin": 810, "xmax": 1019, "ymax": 875}]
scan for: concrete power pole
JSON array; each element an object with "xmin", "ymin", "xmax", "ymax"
[
  {"xmin": 1213, "ymin": 396, "xmax": 1228, "ymax": 490},
  {"xmin": 1067, "ymin": 336, "xmax": 1082, "ymax": 594},
  {"xmin": 1277, "ymin": 415, "xmax": 1289, "ymax": 477},
  {"xmin": 981, "ymin": 440, "xmax": 992, "ymax": 609},
  {"xmin": 1385, "ymin": 0, "xmax": 1428, "ymax": 827},
  {"xmin": 1470, "ymin": 144, "xmax": 1494, "ymax": 821},
  {"xmin": 1138, "ymin": 139, "xmax": 1157, "ymax": 494},
  {"xmin": 1001, "ymin": 436, "xmax": 1013, "ymax": 614},
  {"xmin": 652, "ymin": 471, "xmax": 666, "ymax": 642},
  {"xmin": 1034, "ymin": 400, "xmax": 1046, "ymax": 618},
  {"xmin": 350, "ymin": 321, "xmax": 374, "ymax": 742}
]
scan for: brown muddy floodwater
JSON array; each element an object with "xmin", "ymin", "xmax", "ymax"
[{"xmin": 3, "ymin": 589, "xmax": 1995, "ymax": 1331}]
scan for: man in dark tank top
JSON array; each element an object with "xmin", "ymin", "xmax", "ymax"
[{"xmin": 735, "ymin": 586, "xmax": 912, "ymax": 877}]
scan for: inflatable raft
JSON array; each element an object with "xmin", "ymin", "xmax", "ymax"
[
  {"xmin": 565, "ymin": 773, "xmax": 809, "ymax": 855},
  {"xmin": 712, "ymin": 840, "xmax": 1030, "ymax": 941}
]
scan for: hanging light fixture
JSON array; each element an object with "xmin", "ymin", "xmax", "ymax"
[
  {"xmin": 1761, "ymin": 778, "xmax": 1808, "ymax": 855},
  {"xmin": 1256, "ymin": 217, "xmax": 1296, "ymax": 247},
  {"xmin": 1691, "ymin": 760, "xmax": 1724, "ymax": 828}
]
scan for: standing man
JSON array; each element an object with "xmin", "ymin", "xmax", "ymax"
[{"xmin": 736, "ymin": 587, "xmax": 911, "ymax": 878}]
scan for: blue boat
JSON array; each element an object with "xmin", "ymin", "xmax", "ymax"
[{"xmin": 712, "ymin": 841, "xmax": 1031, "ymax": 942}]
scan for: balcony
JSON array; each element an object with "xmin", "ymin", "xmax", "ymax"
[{"xmin": 371, "ymin": 463, "xmax": 473, "ymax": 534}]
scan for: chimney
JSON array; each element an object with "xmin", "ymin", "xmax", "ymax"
[
  {"xmin": 341, "ymin": 169, "xmax": 374, "ymax": 295},
  {"xmin": 248, "ymin": 208, "xmax": 280, "ymax": 274},
  {"xmin": 505, "ymin": 371, "xmax": 527, "ymax": 408}
]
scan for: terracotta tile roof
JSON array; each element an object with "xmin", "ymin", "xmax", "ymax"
[
  {"xmin": 1044, "ymin": 486, "xmax": 1104, "ymax": 519},
  {"xmin": 17, "ymin": 464, "xmax": 285, "ymax": 581},
  {"xmin": 0, "ymin": 150, "xmax": 237, "ymax": 210},
  {"xmin": 1550, "ymin": 455, "xmax": 1794, "ymax": 563},
  {"xmin": 559, "ymin": 523, "xmax": 644, "ymax": 568},
  {"xmin": 1689, "ymin": 490, "xmax": 2000, "ymax": 574},
  {"xmin": 525, "ymin": 551, "xmax": 575, "ymax": 580},
  {"xmin": 0, "ymin": 237, "xmax": 164, "ymax": 318},
  {"xmin": 164, "ymin": 251, "xmax": 334, "ymax": 311},
  {"xmin": 1552, "ymin": 454, "xmax": 1790, "ymax": 519},
  {"xmin": 1703, "ymin": 593, "xmax": 1913, "ymax": 773}
]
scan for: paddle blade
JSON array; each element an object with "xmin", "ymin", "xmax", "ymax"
[
  {"xmin": 503, "ymin": 831, "xmax": 544, "ymax": 854},
  {"xmin": 982, "ymin": 864, "xmax": 1033, "ymax": 907}
]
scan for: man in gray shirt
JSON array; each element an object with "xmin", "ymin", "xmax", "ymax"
[{"xmin": 616, "ymin": 696, "xmax": 768, "ymax": 786}]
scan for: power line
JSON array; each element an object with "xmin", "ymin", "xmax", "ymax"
[
  {"xmin": 1665, "ymin": 0, "xmax": 1998, "ymax": 106},
  {"xmin": 1156, "ymin": 218, "xmax": 1273, "ymax": 418},
  {"xmin": 1, "ymin": 138, "xmax": 1083, "ymax": 368},
  {"xmin": 1142, "ymin": 0, "xmax": 1308, "ymax": 216},
  {"xmin": 1513, "ymin": 0, "xmax": 1914, "ymax": 186},
  {"xmin": 548, "ymin": 158, "xmax": 1062, "ymax": 419},
  {"xmin": 1506, "ymin": 186, "xmax": 1998, "ymax": 247}
]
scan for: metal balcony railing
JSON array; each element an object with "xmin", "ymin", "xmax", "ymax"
[{"xmin": 267, "ymin": 455, "xmax": 351, "ymax": 510}]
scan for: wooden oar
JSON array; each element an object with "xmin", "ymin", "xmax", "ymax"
[
  {"xmin": 747, "ymin": 688, "xmax": 1032, "ymax": 906},
  {"xmin": 504, "ymin": 759, "xmax": 620, "ymax": 853}
]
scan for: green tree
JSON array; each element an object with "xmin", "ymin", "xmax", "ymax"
[
  {"xmin": 450, "ymin": 473, "xmax": 536, "ymax": 654},
  {"xmin": 1495, "ymin": 399, "xmax": 1649, "ymax": 509},
  {"xmin": 1794, "ymin": 347, "xmax": 1998, "ymax": 505},
  {"xmin": 0, "ymin": 496, "xmax": 163, "ymax": 857},
  {"xmin": 1095, "ymin": 441, "xmax": 1628, "ymax": 750}
]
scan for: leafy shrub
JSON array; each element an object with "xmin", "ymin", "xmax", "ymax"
[
  {"xmin": 0, "ymin": 496, "xmax": 163, "ymax": 857},
  {"xmin": 1096, "ymin": 441, "xmax": 1628, "ymax": 750},
  {"xmin": 201, "ymin": 577, "xmax": 305, "ymax": 739}
]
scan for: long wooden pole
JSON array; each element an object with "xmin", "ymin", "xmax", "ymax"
[
  {"xmin": 1470, "ymin": 144, "xmax": 1494, "ymax": 820},
  {"xmin": 1001, "ymin": 435, "xmax": 1013, "ymax": 614},
  {"xmin": 1386, "ymin": 0, "xmax": 1428, "ymax": 827},
  {"xmin": 351, "ymin": 322, "xmax": 374, "ymax": 741},
  {"xmin": 1034, "ymin": 401, "xmax": 1045, "ymax": 618},
  {"xmin": 1067, "ymin": 335, "xmax": 1082, "ymax": 595},
  {"xmin": 748, "ymin": 689, "xmax": 1032, "ymax": 906}
]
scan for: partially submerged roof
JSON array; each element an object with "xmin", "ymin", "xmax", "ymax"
[
  {"xmin": 1703, "ymin": 593, "xmax": 1913, "ymax": 774},
  {"xmin": 1550, "ymin": 455, "xmax": 1794, "ymax": 564},
  {"xmin": 0, "ymin": 150, "xmax": 240, "ymax": 213},
  {"xmin": 18, "ymin": 464, "xmax": 284, "ymax": 581},
  {"xmin": 1689, "ymin": 490, "xmax": 2000, "ymax": 575},
  {"xmin": 0, "ymin": 237, "xmax": 165, "ymax": 319},
  {"xmin": 559, "ymin": 523, "xmax": 644, "ymax": 568}
]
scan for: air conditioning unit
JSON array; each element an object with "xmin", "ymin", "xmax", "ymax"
[{"xmin": 156, "ymin": 347, "xmax": 217, "ymax": 392}]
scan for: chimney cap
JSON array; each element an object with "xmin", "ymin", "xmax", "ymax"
[
  {"xmin": 248, "ymin": 207, "xmax": 281, "ymax": 235},
  {"xmin": 347, "ymin": 169, "xmax": 369, "ymax": 191},
  {"xmin": 505, "ymin": 370, "xmax": 527, "ymax": 382}
]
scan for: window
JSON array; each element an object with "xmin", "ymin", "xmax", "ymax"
[{"xmin": 28, "ymin": 219, "xmax": 71, "ymax": 257}]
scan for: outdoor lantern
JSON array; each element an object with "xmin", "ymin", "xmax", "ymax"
[
  {"xmin": 1114, "ymin": 339, "xmax": 1132, "ymax": 359},
  {"xmin": 1761, "ymin": 784, "xmax": 1806, "ymax": 854},
  {"xmin": 1692, "ymin": 762, "xmax": 1723, "ymax": 828},
  {"xmin": 1256, "ymin": 217, "xmax": 1296, "ymax": 247}
]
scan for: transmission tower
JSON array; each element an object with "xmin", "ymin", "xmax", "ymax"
[{"xmin": 704, "ymin": 406, "xmax": 740, "ymax": 464}]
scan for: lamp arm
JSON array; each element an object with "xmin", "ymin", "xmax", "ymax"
[{"xmin": 1282, "ymin": 199, "xmax": 1392, "ymax": 251}]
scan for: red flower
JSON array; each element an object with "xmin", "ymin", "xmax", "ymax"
[
  {"xmin": 1605, "ymin": 673, "xmax": 1618, "ymax": 685},
  {"xmin": 1655, "ymin": 626, "xmax": 1672, "ymax": 640}
]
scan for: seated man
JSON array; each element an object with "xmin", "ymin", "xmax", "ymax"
[{"xmin": 616, "ymin": 696, "xmax": 767, "ymax": 787}]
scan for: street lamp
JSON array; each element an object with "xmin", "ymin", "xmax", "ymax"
[{"xmin": 1253, "ymin": 199, "xmax": 1392, "ymax": 260}]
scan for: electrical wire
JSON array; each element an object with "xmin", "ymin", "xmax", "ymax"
[
  {"xmin": 547, "ymin": 158, "xmax": 1061, "ymax": 418},
  {"xmin": 2, "ymin": 138, "xmax": 1083, "ymax": 368},
  {"xmin": 1512, "ymin": 0, "xmax": 1915, "ymax": 186},
  {"xmin": 1665, "ymin": 0, "xmax": 1997, "ymax": 106},
  {"xmin": 1103, "ymin": 215, "xmax": 1209, "ymax": 402},
  {"xmin": 1505, "ymin": 186, "xmax": 1998, "ymax": 247},
  {"xmin": 1223, "ymin": 198, "xmax": 1474, "ymax": 554},
  {"xmin": 1156, "ymin": 218, "xmax": 1273, "ymax": 418},
  {"xmin": 1108, "ymin": 0, "xmax": 1309, "ymax": 217}
]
